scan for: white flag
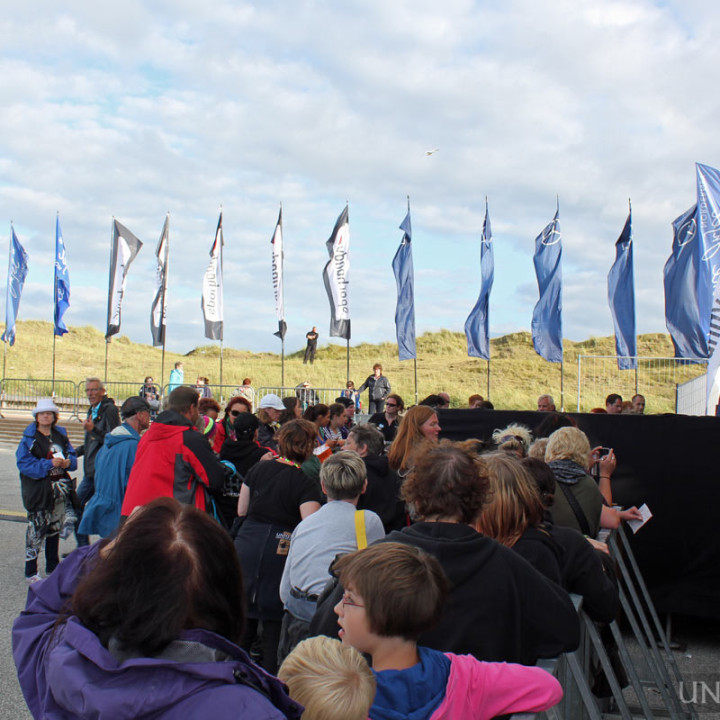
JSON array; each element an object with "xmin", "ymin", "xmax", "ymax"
[
  {"xmin": 106, "ymin": 220, "xmax": 142, "ymax": 339},
  {"xmin": 271, "ymin": 208, "xmax": 286, "ymax": 340},
  {"xmin": 150, "ymin": 216, "xmax": 169, "ymax": 347},
  {"xmin": 322, "ymin": 205, "xmax": 350, "ymax": 340},
  {"xmin": 201, "ymin": 212, "xmax": 224, "ymax": 341}
]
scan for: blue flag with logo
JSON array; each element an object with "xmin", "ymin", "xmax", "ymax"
[
  {"xmin": 54, "ymin": 216, "xmax": 70, "ymax": 336},
  {"xmin": 465, "ymin": 199, "xmax": 494, "ymax": 360},
  {"xmin": 663, "ymin": 204, "xmax": 709, "ymax": 358},
  {"xmin": 392, "ymin": 203, "xmax": 416, "ymax": 360},
  {"xmin": 695, "ymin": 163, "xmax": 720, "ymax": 352},
  {"xmin": 2, "ymin": 228, "xmax": 29, "ymax": 346},
  {"xmin": 607, "ymin": 206, "xmax": 637, "ymax": 370},
  {"xmin": 531, "ymin": 208, "xmax": 563, "ymax": 363}
]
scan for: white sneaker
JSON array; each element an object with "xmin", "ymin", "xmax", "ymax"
[{"xmin": 25, "ymin": 574, "xmax": 42, "ymax": 585}]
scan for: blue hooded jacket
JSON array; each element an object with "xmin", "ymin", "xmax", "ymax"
[{"xmin": 78, "ymin": 423, "xmax": 140, "ymax": 537}]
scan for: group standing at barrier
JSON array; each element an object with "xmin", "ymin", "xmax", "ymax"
[{"xmin": 12, "ymin": 368, "xmax": 670, "ymax": 719}]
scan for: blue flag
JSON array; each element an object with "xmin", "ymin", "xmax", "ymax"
[
  {"xmin": 607, "ymin": 206, "xmax": 637, "ymax": 370},
  {"xmin": 531, "ymin": 207, "xmax": 563, "ymax": 363},
  {"xmin": 465, "ymin": 199, "xmax": 494, "ymax": 360},
  {"xmin": 2, "ymin": 228, "xmax": 29, "ymax": 346},
  {"xmin": 54, "ymin": 216, "xmax": 70, "ymax": 336},
  {"xmin": 391, "ymin": 203, "xmax": 416, "ymax": 360},
  {"xmin": 663, "ymin": 204, "xmax": 709, "ymax": 358},
  {"xmin": 695, "ymin": 163, "xmax": 720, "ymax": 351}
]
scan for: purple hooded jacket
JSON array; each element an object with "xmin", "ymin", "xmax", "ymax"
[{"xmin": 12, "ymin": 545, "xmax": 302, "ymax": 720}]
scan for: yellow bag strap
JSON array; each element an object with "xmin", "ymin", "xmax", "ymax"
[{"xmin": 354, "ymin": 510, "xmax": 368, "ymax": 550}]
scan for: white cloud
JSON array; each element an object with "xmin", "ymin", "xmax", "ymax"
[{"xmin": 0, "ymin": 0, "xmax": 717, "ymax": 364}]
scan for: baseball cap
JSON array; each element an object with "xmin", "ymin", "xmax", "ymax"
[
  {"xmin": 259, "ymin": 393, "xmax": 285, "ymax": 411},
  {"xmin": 120, "ymin": 396, "xmax": 151, "ymax": 419}
]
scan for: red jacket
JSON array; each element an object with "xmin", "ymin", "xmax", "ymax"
[{"xmin": 121, "ymin": 410, "xmax": 226, "ymax": 515}]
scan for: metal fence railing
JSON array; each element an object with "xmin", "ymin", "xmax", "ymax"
[
  {"xmin": 576, "ymin": 356, "xmax": 707, "ymax": 414},
  {"xmin": 258, "ymin": 386, "xmax": 348, "ymax": 411},
  {"xmin": 509, "ymin": 524, "xmax": 698, "ymax": 720},
  {"xmin": 0, "ymin": 378, "xmax": 81, "ymax": 417}
]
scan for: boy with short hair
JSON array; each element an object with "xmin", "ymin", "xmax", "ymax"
[
  {"xmin": 278, "ymin": 636, "xmax": 376, "ymax": 720},
  {"xmin": 334, "ymin": 542, "xmax": 563, "ymax": 720}
]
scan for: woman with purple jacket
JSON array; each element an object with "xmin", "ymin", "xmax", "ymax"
[{"xmin": 12, "ymin": 498, "xmax": 302, "ymax": 720}]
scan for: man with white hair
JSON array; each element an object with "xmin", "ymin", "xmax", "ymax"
[{"xmin": 537, "ymin": 394, "xmax": 556, "ymax": 412}]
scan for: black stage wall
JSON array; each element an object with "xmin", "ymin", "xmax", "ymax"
[{"xmin": 438, "ymin": 409, "xmax": 720, "ymax": 620}]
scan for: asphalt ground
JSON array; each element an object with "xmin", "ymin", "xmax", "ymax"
[{"xmin": 0, "ymin": 445, "xmax": 718, "ymax": 718}]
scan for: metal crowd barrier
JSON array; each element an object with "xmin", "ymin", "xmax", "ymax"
[
  {"xmin": 0, "ymin": 378, "xmax": 81, "ymax": 418},
  {"xmin": 258, "ymin": 386, "xmax": 348, "ymax": 410},
  {"xmin": 510, "ymin": 525, "xmax": 697, "ymax": 720}
]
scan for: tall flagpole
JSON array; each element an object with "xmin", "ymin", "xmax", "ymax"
[
  {"xmin": 51, "ymin": 212, "xmax": 58, "ymax": 396},
  {"xmin": 103, "ymin": 217, "xmax": 114, "ymax": 384},
  {"xmin": 218, "ymin": 206, "xmax": 224, "ymax": 395},
  {"xmin": 414, "ymin": 358, "xmax": 418, "ymax": 405},
  {"xmin": 160, "ymin": 213, "xmax": 169, "ymax": 390},
  {"xmin": 558, "ymin": 195, "xmax": 564, "ymax": 411},
  {"xmin": 346, "ymin": 199, "xmax": 350, "ymax": 386},
  {"xmin": 280, "ymin": 203, "xmax": 285, "ymax": 388},
  {"xmin": 3, "ymin": 223, "xmax": 11, "ymax": 386}
]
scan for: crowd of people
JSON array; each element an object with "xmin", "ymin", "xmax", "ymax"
[{"xmin": 12, "ymin": 369, "xmax": 646, "ymax": 719}]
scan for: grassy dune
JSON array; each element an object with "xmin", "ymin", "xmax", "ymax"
[{"xmin": 0, "ymin": 321, "xmax": 703, "ymax": 413}]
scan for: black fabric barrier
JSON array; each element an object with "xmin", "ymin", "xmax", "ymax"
[{"xmin": 437, "ymin": 408, "xmax": 720, "ymax": 620}]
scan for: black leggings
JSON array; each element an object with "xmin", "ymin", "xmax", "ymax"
[
  {"xmin": 242, "ymin": 618, "xmax": 282, "ymax": 675},
  {"xmin": 25, "ymin": 534, "xmax": 59, "ymax": 577}
]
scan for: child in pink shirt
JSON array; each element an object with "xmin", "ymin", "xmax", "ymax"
[{"xmin": 333, "ymin": 542, "xmax": 563, "ymax": 720}]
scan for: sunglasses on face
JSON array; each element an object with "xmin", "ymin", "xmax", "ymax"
[{"xmin": 230, "ymin": 409, "xmax": 243, "ymax": 416}]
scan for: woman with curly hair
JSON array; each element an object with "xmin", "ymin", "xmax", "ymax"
[
  {"xmin": 387, "ymin": 405, "xmax": 440, "ymax": 474},
  {"xmin": 491, "ymin": 423, "xmax": 533, "ymax": 458},
  {"xmin": 311, "ymin": 442, "xmax": 579, "ymax": 665}
]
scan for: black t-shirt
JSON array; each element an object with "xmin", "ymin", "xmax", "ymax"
[
  {"xmin": 368, "ymin": 412, "xmax": 399, "ymax": 442},
  {"xmin": 306, "ymin": 331, "xmax": 318, "ymax": 346},
  {"xmin": 244, "ymin": 460, "xmax": 322, "ymax": 529}
]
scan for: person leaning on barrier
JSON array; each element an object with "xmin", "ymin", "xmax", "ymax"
[
  {"xmin": 521, "ymin": 457, "xmax": 620, "ymax": 623},
  {"xmin": 311, "ymin": 441, "xmax": 580, "ymax": 665},
  {"xmin": 477, "ymin": 452, "xmax": 563, "ymax": 586},
  {"xmin": 12, "ymin": 498, "xmax": 303, "ymax": 720},
  {"xmin": 545, "ymin": 427, "xmax": 642, "ymax": 537}
]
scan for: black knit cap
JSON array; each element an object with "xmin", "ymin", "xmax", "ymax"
[{"xmin": 233, "ymin": 412, "xmax": 260, "ymax": 436}]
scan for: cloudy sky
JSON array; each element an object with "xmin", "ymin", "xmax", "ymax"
[{"xmin": 0, "ymin": 0, "xmax": 717, "ymax": 356}]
